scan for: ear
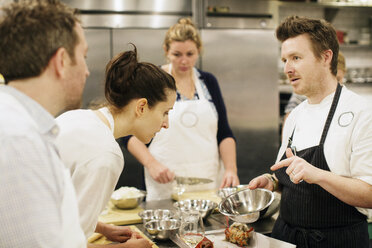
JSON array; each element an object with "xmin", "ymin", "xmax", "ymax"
[
  {"xmin": 163, "ymin": 44, "xmax": 168, "ymax": 54},
  {"xmin": 49, "ymin": 47, "xmax": 67, "ymax": 79},
  {"xmin": 322, "ymin": 49, "xmax": 333, "ymax": 65},
  {"xmin": 135, "ymin": 98, "xmax": 148, "ymax": 117}
]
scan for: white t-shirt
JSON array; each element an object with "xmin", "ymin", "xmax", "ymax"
[
  {"xmin": 56, "ymin": 108, "xmax": 124, "ymax": 238},
  {"xmin": 278, "ymin": 87, "xmax": 372, "ymax": 217}
]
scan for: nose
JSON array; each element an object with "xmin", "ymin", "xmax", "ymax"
[
  {"xmin": 180, "ymin": 56, "xmax": 188, "ymax": 64},
  {"xmin": 284, "ymin": 61, "xmax": 294, "ymax": 76},
  {"xmin": 162, "ymin": 116, "xmax": 169, "ymax": 129},
  {"xmin": 86, "ymin": 66, "xmax": 90, "ymax": 77}
]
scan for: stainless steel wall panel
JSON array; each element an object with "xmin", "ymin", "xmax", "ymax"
[
  {"xmin": 201, "ymin": 29, "xmax": 279, "ymax": 130},
  {"xmin": 201, "ymin": 29, "xmax": 279, "ymax": 183},
  {"xmin": 81, "ymin": 14, "xmax": 187, "ymax": 29},
  {"xmin": 112, "ymin": 29, "xmax": 167, "ymax": 65},
  {"xmin": 203, "ymin": 0, "xmax": 279, "ymax": 29},
  {"xmin": 81, "ymin": 29, "xmax": 111, "ymax": 108},
  {"xmin": 62, "ymin": 0, "xmax": 191, "ymax": 13}
]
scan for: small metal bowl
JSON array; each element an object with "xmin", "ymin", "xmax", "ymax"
[
  {"xmin": 218, "ymin": 188, "xmax": 274, "ymax": 223},
  {"xmin": 111, "ymin": 190, "xmax": 146, "ymax": 209},
  {"xmin": 173, "ymin": 199, "xmax": 218, "ymax": 219},
  {"xmin": 144, "ymin": 219, "xmax": 180, "ymax": 240},
  {"xmin": 138, "ymin": 209, "xmax": 176, "ymax": 224}
]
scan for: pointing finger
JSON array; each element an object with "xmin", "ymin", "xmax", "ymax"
[{"xmin": 270, "ymin": 156, "xmax": 294, "ymax": 171}]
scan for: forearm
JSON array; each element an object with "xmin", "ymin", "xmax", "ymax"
[
  {"xmin": 127, "ymin": 136, "xmax": 156, "ymax": 169},
  {"xmin": 219, "ymin": 137, "xmax": 237, "ymax": 173},
  {"xmin": 316, "ymin": 170, "xmax": 372, "ymax": 208}
]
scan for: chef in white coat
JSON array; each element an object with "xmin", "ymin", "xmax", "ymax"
[{"xmin": 123, "ymin": 18, "xmax": 240, "ymax": 201}]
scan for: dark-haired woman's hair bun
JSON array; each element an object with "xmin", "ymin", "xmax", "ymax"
[{"xmin": 104, "ymin": 44, "xmax": 176, "ymax": 110}]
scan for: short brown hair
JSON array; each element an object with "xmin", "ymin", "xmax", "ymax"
[
  {"xmin": 105, "ymin": 44, "xmax": 176, "ymax": 110},
  {"xmin": 0, "ymin": 0, "xmax": 80, "ymax": 82},
  {"xmin": 163, "ymin": 18, "xmax": 202, "ymax": 52},
  {"xmin": 276, "ymin": 15, "xmax": 339, "ymax": 76}
]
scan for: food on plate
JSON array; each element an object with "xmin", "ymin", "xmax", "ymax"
[
  {"xmin": 225, "ymin": 222, "xmax": 254, "ymax": 247},
  {"xmin": 111, "ymin": 186, "xmax": 144, "ymax": 199},
  {"xmin": 195, "ymin": 236, "xmax": 214, "ymax": 248}
]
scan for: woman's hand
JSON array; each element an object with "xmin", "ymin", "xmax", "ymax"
[
  {"xmin": 121, "ymin": 232, "xmax": 153, "ymax": 248},
  {"xmin": 219, "ymin": 169, "xmax": 240, "ymax": 188},
  {"xmin": 148, "ymin": 160, "xmax": 175, "ymax": 184},
  {"xmin": 97, "ymin": 222, "xmax": 132, "ymax": 243}
]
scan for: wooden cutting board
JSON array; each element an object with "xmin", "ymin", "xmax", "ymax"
[
  {"xmin": 88, "ymin": 225, "xmax": 159, "ymax": 247},
  {"xmin": 98, "ymin": 200, "xmax": 143, "ymax": 226}
]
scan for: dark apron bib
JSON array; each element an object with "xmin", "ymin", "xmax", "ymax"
[{"xmin": 272, "ymin": 84, "xmax": 369, "ymax": 248}]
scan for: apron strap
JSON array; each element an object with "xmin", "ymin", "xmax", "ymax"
[
  {"xmin": 168, "ymin": 64, "xmax": 205, "ymax": 101},
  {"xmin": 288, "ymin": 126, "xmax": 296, "ymax": 148},
  {"xmin": 319, "ymin": 83, "xmax": 342, "ymax": 145},
  {"xmin": 98, "ymin": 107, "xmax": 114, "ymax": 132}
]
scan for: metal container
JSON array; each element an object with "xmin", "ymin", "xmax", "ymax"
[
  {"xmin": 111, "ymin": 190, "xmax": 146, "ymax": 209},
  {"xmin": 173, "ymin": 199, "xmax": 218, "ymax": 219},
  {"xmin": 144, "ymin": 219, "xmax": 180, "ymax": 240},
  {"xmin": 138, "ymin": 209, "xmax": 176, "ymax": 224},
  {"xmin": 218, "ymin": 188, "xmax": 274, "ymax": 223}
]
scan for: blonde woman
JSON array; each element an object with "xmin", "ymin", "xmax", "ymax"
[{"xmin": 123, "ymin": 18, "xmax": 240, "ymax": 201}]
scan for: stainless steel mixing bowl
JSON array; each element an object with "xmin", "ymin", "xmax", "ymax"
[
  {"xmin": 173, "ymin": 199, "xmax": 218, "ymax": 219},
  {"xmin": 218, "ymin": 188, "xmax": 274, "ymax": 223},
  {"xmin": 144, "ymin": 219, "xmax": 180, "ymax": 240},
  {"xmin": 138, "ymin": 209, "xmax": 176, "ymax": 224}
]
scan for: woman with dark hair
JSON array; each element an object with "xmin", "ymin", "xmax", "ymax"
[{"xmin": 56, "ymin": 45, "xmax": 176, "ymax": 247}]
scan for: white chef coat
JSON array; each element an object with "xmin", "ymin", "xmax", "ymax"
[
  {"xmin": 145, "ymin": 66, "xmax": 223, "ymax": 201},
  {"xmin": 56, "ymin": 107, "xmax": 124, "ymax": 238},
  {"xmin": 279, "ymin": 87, "xmax": 372, "ymax": 217}
]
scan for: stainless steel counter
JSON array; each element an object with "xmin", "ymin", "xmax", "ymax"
[{"xmin": 135, "ymin": 199, "xmax": 277, "ymax": 248}]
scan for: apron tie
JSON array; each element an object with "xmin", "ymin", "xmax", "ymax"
[{"xmin": 292, "ymin": 227, "xmax": 326, "ymax": 248}]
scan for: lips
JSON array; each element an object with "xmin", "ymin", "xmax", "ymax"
[{"xmin": 289, "ymin": 77, "xmax": 300, "ymax": 85}]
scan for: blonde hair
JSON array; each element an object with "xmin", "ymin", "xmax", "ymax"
[
  {"xmin": 337, "ymin": 52, "xmax": 346, "ymax": 72},
  {"xmin": 163, "ymin": 18, "xmax": 202, "ymax": 52}
]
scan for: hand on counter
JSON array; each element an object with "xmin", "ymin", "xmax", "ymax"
[
  {"xmin": 121, "ymin": 232, "xmax": 153, "ymax": 248},
  {"xmin": 95, "ymin": 222, "xmax": 132, "ymax": 242}
]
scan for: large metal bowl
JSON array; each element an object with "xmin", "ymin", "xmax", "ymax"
[
  {"xmin": 260, "ymin": 191, "xmax": 281, "ymax": 219},
  {"xmin": 173, "ymin": 199, "xmax": 218, "ymax": 219},
  {"xmin": 217, "ymin": 184, "xmax": 249, "ymax": 198},
  {"xmin": 111, "ymin": 190, "xmax": 146, "ymax": 209},
  {"xmin": 218, "ymin": 188, "xmax": 274, "ymax": 223},
  {"xmin": 138, "ymin": 209, "xmax": 176, "ymax": 224},
  {"xmin": 144, "ymin": 219, "xmax": 180, "ymax": 240}
]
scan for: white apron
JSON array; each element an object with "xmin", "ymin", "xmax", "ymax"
[{"xmin": 145, "ymin": 66, "xmax": 222, "ymax": 201}]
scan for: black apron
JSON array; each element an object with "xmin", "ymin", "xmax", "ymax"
[{"xmin": 272, "ymin": 84, "xmax": 369, "ymax": 248}]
